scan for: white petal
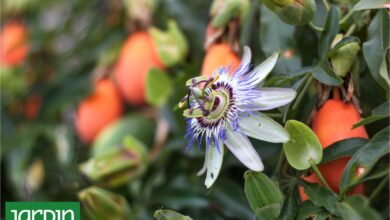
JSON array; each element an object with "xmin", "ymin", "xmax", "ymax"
[
  {"xmin": 224, "ymin": 129, "xmax": 264, "ymax": 171},
  {"xmin": 249, "ymin": 52, "xmax": 279, "ymax": 86},
  {"xmin": 240, "ymin": 46, "xmax": 252, "ymax": 68},
  {"xmin": 204, "ymin": 140, "xmax": 224, "ymax": 188},
  {"xmin": 249, "ymin": 88, "xmax": 296, "ymax": 111},
  {"xmin": 239, "ymin": 112, "xmax": 290, "ymax": 143}
]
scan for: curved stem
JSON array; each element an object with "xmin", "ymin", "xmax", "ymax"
[
  {"xmin": 345, "ymin": 24, "xmax": 357, "ymax": 37},
  {"xmin": 292, "ymin": 75, "xmax": 313, "ymax": 110},
  {"xmin": 340, "ymin": 10, "xmax": 354, "ymax": 25},
  {"xmin": 333, "ymin": 87, "xmax": 341, "ymax": 101},
  {"xmin": 322, "ymin": 0, "xmax": 330, "ymax": 11},
  {"xmin": 309, "ymin": 159, "xmax": 332, "ymax": 192},
  {"xmin": 308, "ymin": 21, "xmax": 324, "ymax": 32}
]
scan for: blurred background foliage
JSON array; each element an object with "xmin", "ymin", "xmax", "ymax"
[{"xmin": 1, "ymin": 0, "xmax": 389, "ymax": 219}]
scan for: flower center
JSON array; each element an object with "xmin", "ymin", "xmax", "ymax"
[{"xmin": 207, "ymin": 91, "xmax": 229, "ymax": 119}]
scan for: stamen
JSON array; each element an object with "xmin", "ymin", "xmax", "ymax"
[{"xmin": 190, "ymin": 88, "xmax": 210, "ymax": 116}]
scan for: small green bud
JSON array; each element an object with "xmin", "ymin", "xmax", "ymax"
[
  {"xmin": 154, "ymin": 210, "xmax": 193, "ymax": 220},
  {"xmin": 150, "ymin": 20, "xmax": 188, "ymax": 67},
  {"xmin": 244, "ymin": 171, "xmax": 284, "ymax": 212},
  {"xmin": 329, "ymin": 35, "xmax": 361, "ymax": 77},
  {"xmin": 80, "ymin": 136, "xmax": 148, "ymax": 187},
  {"xmin": 78, "ymin": 187, "xmax": 131, "ymax": 220},
  {"xmin": 262, "ymin": 0, "xmax": 316, "ymax": 25}
]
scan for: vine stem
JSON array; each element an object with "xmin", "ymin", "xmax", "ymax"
[
  {"xmin": 292, "ymin": 75, "xmax": 314, "ymax": 110},
  {"xmin": 369, "ymin": 175, "xmax": 389, "ymax": 202},
  {"xmin": 339, "ymin": 10, "xmax": 354, "ymax": 25},
  {"xmin": 322, "ymin": 0, "xmax": 330, "ymax": 11},
  {"xmin": 345, "ymin": 23, "xmax": 357, "ymax": 37},
  {"xmin": 308, "ymin": 21, "xmax": 324, "ymax": 32},
  {"xmin": 309, "ymin": 159, "xmax": 333, "ymax": 192}
]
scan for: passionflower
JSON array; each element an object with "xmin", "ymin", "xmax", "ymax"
[{"xmin": 180, "ymin": 47, "xmax": 296, "ymax": 188}]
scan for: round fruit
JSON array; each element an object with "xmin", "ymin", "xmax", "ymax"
[
  {"xmin": 299, "ymin": 172, "xmax": 320, "ymax": 201},
  {"xmin": 114, "ymin": 31, "xmax": 164, "ymax": 105},
  {"xmin": 299, "ymin": 92, "xmax": 368, "ymax": 200},
  {"xmin": 201, "ymin": 43, "xmax": 240, "ymax": 77},
  {"xmin": 0, "ymin": 21, "xmax": 29, "ymax": 67},
  {"xmin": 75, "ymin": 79, "xmax": 123, "ymax": 143}
]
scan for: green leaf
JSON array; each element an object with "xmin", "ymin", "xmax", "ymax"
[
  {"xmin": 146, "ymin": 68, "xmax": 173, "ymax": 107},
  {"xmin": 318, "ymin": 7, "xmax": 339, "ymax": 61},
  {"xmin": 92, "ymin": 114, "xmax": 156, "ymax": 157},
  {"xmin": 211, "ymin": 179, "xmax": 254, "ymax": 219},
  {"xmin": 278, "ymin": 189, "xmax": 299, "ymax": 220},
  {"xmin": 336, "ymin": 195, "xmax": 382, "ymax": 220},
  {"xmin": 283, "ymin": 120, "xmax": 323, "ymax": 170},
  {"xmin": 362, "ymin": 10, "xmax": 390, "ymax": 92},
  {"xmin": 340, "ymin": 127, "xmax": 390, "ymax": 192},
  {"xmin": 353, "ymin": 101, "xmax": 389, "ymax": 128},
  {"xmin": 353, "ymin": 0, "xmax": 390, "ymax": 11},
  {"xmin": 244, "ymin": 171, "xmax": 284, "ymax": 212},
  {"xmin": 322, "ymin": 138, "xmax": 368, "ymax": 164},
  {"xmin": 311, "ymin": 61, "xmax": 343, "ymax": 86},
  {"xmin": 296, "ymin": 201, "xmax": 323, "ymax": 220},
  {"xmin": 255, "ymin": 203, "xmax": 281, "ymax": 220},
  {"xmin": 259, "ymin": 4, "xmax": 301, "ymax": 74},
  {"xmin": 154, "ymin": 210, "xmax": 193, "ymax": 220},
  {"xmin": 300, "ymin": 181, "xmax": 338, "ymax": 215}
]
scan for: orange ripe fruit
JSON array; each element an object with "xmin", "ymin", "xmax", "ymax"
[
  {"xmin": 299, "ymin": 172, "xmax": 320, "ymax": 201},
  {"xmin": 299, "ymin": 92, "xmax": 368, "ymax": 201},
  {"xmin": 0, "ymin": 22, "xmax": 29, "ymax": 67},
  {"xmin": 311, "ymin": 100, "xmax": 368, "ymax": 148},
  {"xmin": 114, "ymin": 31, "xmax": 164, "ymax": 105},
  {"xmin": 201, "ymin": 43, "xmax": 240, "ymax": 77},
  {"xmin": 76, "ymin": 79, "xmax": 123, "ymax": 143}
]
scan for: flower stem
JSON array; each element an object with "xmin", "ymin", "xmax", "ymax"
[
  {"xmin": 339, "ymin": 10, "xmax": 354, "ymax": 25},
  {"xmin": 322, "ymin": 0, "xmax": 330, "ymax": 11},
  {"xmin": 309, "ymin": 159, "xmax": 332, "ymax": 192},
  {"xmin": 308, "ymin": 21, "xmax": 324, "ymax": 32},
  {"xmin": 292, "ymin": 75, "xmax": 313, "ymax": 110},
  {"xmin": 345, "ymin": 23, "xmax": 357, "ymax": 37},
  {"xmin": 369, "ymin": 175, "xmax": 389, "ymax": 202}
]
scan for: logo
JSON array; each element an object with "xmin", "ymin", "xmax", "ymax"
[{"xmin": 5, "ymin": 202, "xmax": 80, "ymax": 220}]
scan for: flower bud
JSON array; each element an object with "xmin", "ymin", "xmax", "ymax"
[
  {"xmin": 149, "ymin": 20, "xmax": 188, "ymax": 67},
  {"xmin": 329, "ymin": 34, "xmax": 360, "ymax": 77},
  {"xmin": 262, "ymin": 0, "xmax": 316, "ymax": 25},
  {"xmin": 80, "ymin": 136, "xmax": 148, "ymax": 187},
  {"xmin": 154, "ymin": 210, "xmax": 193, "ymax": 220},
  {"xmin": 78, "ymin": 187, "xmax": 131, "ymax": 219}
]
